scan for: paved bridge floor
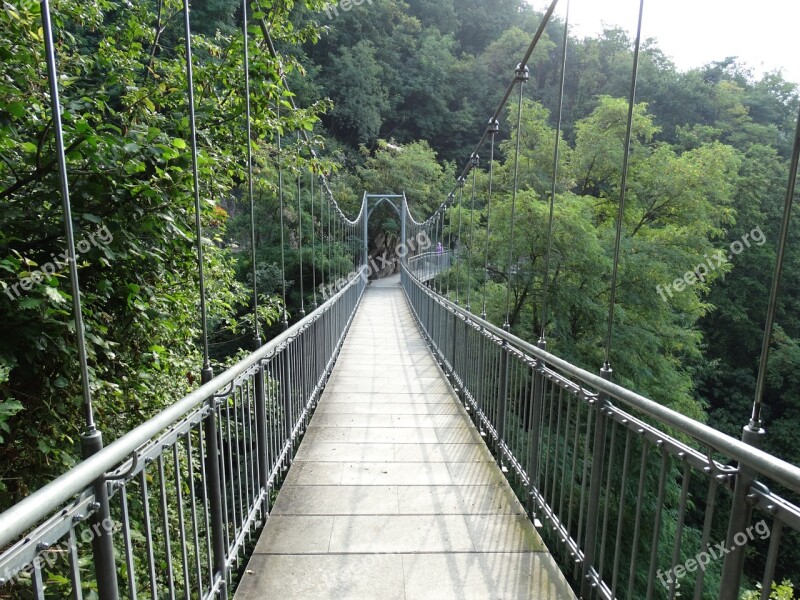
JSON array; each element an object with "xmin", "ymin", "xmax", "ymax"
[{"xmin": 235, "ymin": 276, "xmax": 575, "ymax": 600}]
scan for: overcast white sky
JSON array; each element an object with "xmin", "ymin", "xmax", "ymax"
[{"xmin": 529, "ymin": 0, "xmax": 800, "ymax": 85}]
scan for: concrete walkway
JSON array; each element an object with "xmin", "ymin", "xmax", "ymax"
[{"xmin": 235, "ymin": 276, "xmax": 576, "ymax": 600}]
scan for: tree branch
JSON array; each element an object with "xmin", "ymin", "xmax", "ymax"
[{"xmin": 0, "ymin": 136, "xmax": 86, "ymax": 202}]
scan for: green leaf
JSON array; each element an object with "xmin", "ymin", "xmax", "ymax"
[
  {"xmin": 18, "ymin": 297, "xmax": 43, "ymax": 309},
  {"xmin": 0, "ymin": 400, "xmax": 23, "ymax": 417},
  {"xmin": 6, "ymin": 102, "xmax": 25, "ymax": 118},
  {"xmin": 44, "ymin": 286, "xmax": 66, "ymax": 304}
]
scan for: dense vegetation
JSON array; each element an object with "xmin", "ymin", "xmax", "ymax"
[
  {"xmin": 0, "ymin": 0, "xmax": 335, "ymax": 501},
  {"xmin": 1, "ymin": 0, "xmax": 799, "ymax": 596}
]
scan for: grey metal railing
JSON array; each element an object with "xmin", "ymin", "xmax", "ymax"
[
  {"xmin": 407, "ymin": 250, "xmax": 451, "ymax": 283},
  {"xmin": 402, "ymin": 264, "xmax": 800, "ymax": 600},
  {"xmin": 0, "ymin": 269, "xmax": 366, "ymax": 599}
]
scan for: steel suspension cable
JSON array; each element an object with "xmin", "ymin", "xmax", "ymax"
[
  {"xmin": 327, "ymin": 192, "xmax": 332, "ymax": 288},
  {"xmin": 338, "ymin": 209, "xmax": 342, "ymax": 283},
  {"xmin": 539, "ymin": 0, "xmax": 570, "ymax": 346},
  {"xmin": 432, "ymin": 216, "xmax": 439, "ymax": 282},
  {"xmin": 437, "ymin": 212, "xmax": 444, "ymax": 294},
  {"xmin": 319, "ymin": 177, "xmax": 327, "ymax": 297},
  {"xmin": 242, "ymin": 0, "xmax": 260, "ymax": 344},
  {"xmin": 310, "ymin": 171, "xmax": 317, "ymax": 308},
  {"xmin": 277, "ymin": 103, "xmax": 288, "ymax": 329},
  {"xmin": 182, "ymin": 0, "xmax": 213, "ymax": 378},
  {"xmin": 603, "ymin": 0, "xmax": 645, "ymax": 371},
  {"xmin": 446, "ymin": 193, "xmax": 454, "ymax": 299},
  {"xmin": 466, "ymin": 153, "xmax": 479, "ymax": 311},
  {"xmin": 41, "ymin": 0, "xmax": 95, "ymax": 432},
  {"xmin": 296, "ymin": 135, "xmax": 305, "ymax": 317},
  {"xmin": 751, "ymin": 105, "xmax": 800, "ymax": 428},
  {"xmin": 455, "ymin": 179, "xmax": 465, "ymax": 304},
  {"xmin": 482, "ymin": 119, "xmax": 499, "ymax": 320},
  {"xmin": 503, "ymin": 65, "xmax": 530, "ymax": 331}
]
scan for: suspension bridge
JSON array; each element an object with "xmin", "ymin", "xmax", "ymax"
[{"xmin": 2, "ymin": 0, "xmax": 800, "ymax": 599}]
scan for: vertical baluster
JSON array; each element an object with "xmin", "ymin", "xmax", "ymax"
[
  {"xmin": 759, "ymin": 519, "xmax": 783, "ymax": 600},
  {"xmin": 67, "ymin": 527, "xmax": 84, "ymax": 600},
  {"xmin": 231, "ymin": 389, "xmax": 244, "ymax": 548},
  {"xmin": 566, "ymin": 397, "xmax": 583, "ymax": 548},
  {"xmin": 172, "ymin": 445, "xmax": 191, "ymax": 596},
  {"xmin": 610, "ymin": 428, "xmax": 633, "ymax": 597},
  {"xmin": 666, "ymin": 463, "xmax": 692, "ymax": 599},
  {"xmin": 185, "ymin": 431, "xmax": 203, "ymax": 594},
  {"xmin": 118, "ymin": 484, "xmax": 137, "ymax": 600},
  {"xmin": 626, "ymin": 442, "xmax": 650, "ymax": 599},
  {"xmin": 496, "ymin": 342, "xmax": 510, "ymax": 472},
  {"xmin": 32, "ymin": 560, "xmax": 45, "ymax": 600},
  {"xmin": 692, "ymin": 473, "xmax": 719, "ymax": 600},
  {"xmin": 579, "ymin": 393, "xmax": 604, "ymax": 596},
  {"xmin": 197, "ymin": 418, "xmax": 214, "ymax": 590},
  {"xmin": 597, "ymin": 419, "xmax": 618, "ymax": 583},
  {"xmin": 156, "ymin": 455, "xmax": 176, "ymax": 599},
  {"xmin": 139, "ymin": 469, "xmax": 159, "ymax": 598},
  {"xmin": 545, "ymin": 379, "xmax": 557, "ymax": 506},
  {"xmin": 644, "ymin": 450, "xmax": 669, "ymax": 600},
  {"xmin": 558, "ymin": 389, "xmax": 573, "ymax": 538}
]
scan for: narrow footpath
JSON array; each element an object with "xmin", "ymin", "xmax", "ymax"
[{"xmin": 235, "ymin": 275, "xmax": 576, "ymax": 600}]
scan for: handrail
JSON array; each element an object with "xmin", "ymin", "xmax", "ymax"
[{"xmin": 0, "ymin": 266, "xmax": 367, "ymax": 549}]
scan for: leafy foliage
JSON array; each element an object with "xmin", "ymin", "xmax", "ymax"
[{"xmin": 0, "ymin": 0, "xmax": 326, "ymax": 502}]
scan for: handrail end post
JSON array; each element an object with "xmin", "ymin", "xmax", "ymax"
[
  {"xmin": 81, "ymin": 431, "xmax": 120, "ymax": 600},
  {"xmin": 718, "ymin": 423, "xmax": 765, "ymax": 600}
]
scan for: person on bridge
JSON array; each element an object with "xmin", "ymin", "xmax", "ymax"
[{"xmin": 436, "ymin": 241, "xmax": 443, "ymax": 255}]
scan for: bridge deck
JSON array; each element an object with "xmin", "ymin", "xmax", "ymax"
[{"xmin": 235, "ymin": 276, "xmax": 575, "ymax": 600}]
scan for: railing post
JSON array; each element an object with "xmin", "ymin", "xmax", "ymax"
[
  {"xmin": 718, "ymin": 424, "xmax": 765, "ymax": 600},
  {"xmin": 580, "ymin": 365, "xmax": 612, "ymax": 598},
  {"xmin": 253, "ymin": 338, "xmax": 270, "ymax": 516},
  {"xmin": 81, "ymin": 431, "xmax": 119, "ymax": 600},
  {"xmin": 474, "ymin": 331, "xmax": 486, "ymax": 422},
  {"xmin": 526, "ymin": 339, "xmax": 547, "ymax": 515},
  {"xmin": 497, "ymin": 342, "xmax": 510, "ymax": 471},
  {"xmin": 451, "ymin": 311, "xmax": 459, "ymax": 389},
  {"xmin": 201, "ymin": 367, "xmax": 228, "ymax": 598},
  {"xmin": 298, "ymin": 328, "xmax": 307, "ymax": 423},
  {"xmin": 281, "ymin": 345, "xmax": 294, "ymax": 469}
]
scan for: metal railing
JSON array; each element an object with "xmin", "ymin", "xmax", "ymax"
[
  {"xmin": 402, "ymin": 264, "xmax": 800, "ymax": 600},
  {"xmin": 407, "ymin": 250, "xmax": 452, "ymax": 283},
  {"xmin": 0, "ymin": 269, "xmax": 366, "ymax": 599}
]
